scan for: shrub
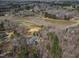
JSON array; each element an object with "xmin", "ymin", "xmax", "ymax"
[
  {"xmin": 44, "ymin": 12, "xmax": 57, "ymax": 19},
  {"xmin": 0, "ymin": 22, "xmax": 5, "ymax": 31},
  {"xmin": 17, "ymin": 45, "xmax": 29, "ymax": 58},
  {"xmin": 47, "ymin": 32, "xmax": 62, "ymax": 58},
  {"xmin": 64, "ymin": 15, "xmax": 70, "ymax": 20},
  {"xmin": 17, "ymin": 45, "xmax": 38, "ymax": 58}
]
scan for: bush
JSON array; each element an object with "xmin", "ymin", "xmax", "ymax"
[
  {"xmin": 0, "ymin": 22, "xmax": 5, "ymax": 31},
  {"xmin": 17, "ymin": 45, "xmax": 38, "ymax": 58},
  {"xmin": 44, "ymin": 12, "xmax": 57, "ymax": 19},
  {"xmin": 64, "ymin": 15, "xmax": 70, "ymax": 20},
  {"xmin": 25, "ymin": 6, "xmax": 31, "ymax": 10},
  {"xmin": 17, "ymin": 46, "xmax": 29, "ymax": 58},
  {"xmin": 47, "ymin": 32, "xmax": 62, "ymax": 58}
]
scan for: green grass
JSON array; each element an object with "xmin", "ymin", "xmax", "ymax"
[
  {"xmin": 17, "ymin": 46, "xmax": 29, "ymax": 58},
  {"xmin": 47, "ymin": 32, "xmax": 62, "ymax": 58},
  {"xmin": 17, "ymin": 45, "xmax": 38, "ymax": 58}
]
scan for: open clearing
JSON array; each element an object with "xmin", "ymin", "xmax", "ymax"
[
  {"xmin": 42, "ymin": 17, "xmax": 76, "ymax": 25},
  {"xmin": 0, "ymin": 16, "xmax": 77, "ymax": 30}
]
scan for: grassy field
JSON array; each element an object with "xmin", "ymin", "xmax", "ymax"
[
  {"xmin": 0, "ymin": 16, "xmax": 43, "ymax": 35},
  {"xmin": 15, "ymin": 19, "xmax": 42, "ymax": 34},
  {"xmin": 42, "ymin": 17, "xmax": 77, "ymax": 25},
  {"xmin": 0, "ymin": 16, "xmax": 77, "ymax": 29}
]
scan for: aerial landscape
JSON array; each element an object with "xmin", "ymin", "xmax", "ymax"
[{"xmin": 0, "ymin": 0, "xmax": 79, "ymax": 58}]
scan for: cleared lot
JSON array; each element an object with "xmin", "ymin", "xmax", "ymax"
[{"xmin": 0, "ymin": 16, "xmax": 77, "ymax": 30}]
